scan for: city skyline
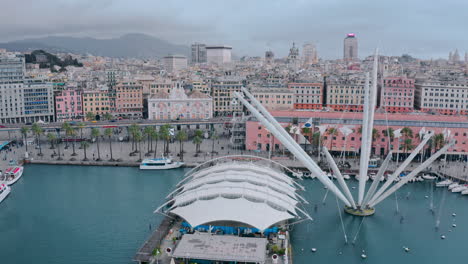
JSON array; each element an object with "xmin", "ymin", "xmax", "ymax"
[{"xmin": 1, "ymin": 0, "xmax": 467, "ymax": 59}]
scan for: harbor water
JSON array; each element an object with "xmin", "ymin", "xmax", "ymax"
[{"xmin": 1, "ymin": 164, "xmax": 468, "ymax": 264}]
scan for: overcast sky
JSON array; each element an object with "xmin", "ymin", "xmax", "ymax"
[{"xmin": 1, "ymin": 0, "xmax": 467, "ymax": 59}]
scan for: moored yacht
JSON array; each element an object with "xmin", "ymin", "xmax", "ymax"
[
  {"xmin": 451, "ymin": 185, "xmax": 468, "ymax": 193},
  {"xmin": 422, "ymin": 174, "xmax": 437, "ymax": 180},
  {"xmin": 461, "ymin": 189, "xmax": 468, "ymax": 195},
  {"xmin": 436, "ymin": 179, "xmax": 453, "ymax": 187},
  {"xmin": 139, "ymin": 158, "xmax": 184, "ymax": 170},
  {"xmin": 0, "ymin": 183, "xmax": 11, "ymax": 204},
  {"xmin": 448, "ymin": 183, "xmax": 460, "ymax": 190},
  {"xmin": 0, "ymin": 166, "xmax": 24, "ymax": 185}
]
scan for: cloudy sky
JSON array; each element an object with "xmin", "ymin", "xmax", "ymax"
[{"xmin": 1, "ymin": 0, "xmax": 467, "ymax": 59}]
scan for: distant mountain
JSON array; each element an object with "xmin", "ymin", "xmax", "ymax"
[{"xmin": 0, "ymin": 33, "xmax": 190, "ymax": 58}]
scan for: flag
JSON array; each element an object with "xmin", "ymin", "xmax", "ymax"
[
  {"xmin": 169, "ymin": 128, "xmax": 175, "ymax": 136},
  {"xmin": 394, "ymin": 128, "xmax": 402, "ymax": 138}
]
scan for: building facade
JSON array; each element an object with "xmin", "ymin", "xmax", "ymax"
[
  {"xmin": 211, "ymin": 76, "xmax": 244, "ymax": 116},
  {"xmin": 82, "ymin": 89, "xmax": 110, "ymax": 120},
  {"xmin": 326, "ymin": 75, "xmax": 368, "ymax": 112},
  {"xmin": 415, "ymin": 78, "xmax": 468, "ymax": 115},
  {"xmin": 206, "ymin": 46, "xmax": 232, "ymax": 65},
  {"xmin": 380, "ymin": 77, "xmax": 415, "ymax": 113},
  {"xmin": 246, "ymin": 111, "xmax": 468, "ymax": 157},
  {"xmin": 288, "ymin": 82, "xmax": 323, "ymax": 110},
  {"xmin": 163, "ymin": 55, "xmax": 188, "ymax": 73},
  {"xmin": 191, "ymin": 43, "xmax": 207, "ymax": 64},
  {"xmin": 148, "ymin": 87, "xmax": 213, "ymax": 120},
  {"xmin": 55, "ymin": 89, "xmax": 83, "ymax": 121},
  {"xmin": 0, "ymin": 53, "xmax": 54, "ymax": 123},
  {"xmin": 251, "ymin": 87, "xmax": 294, "ymax": 111},
  {"xmin": 302, "ymin": 42, "xmax": 318, "ymax": 65},
  {"xmin": 114, "ymin": 81, "xmax": 143, "ymax": 118},
  {"xmin": 343, "ymin": 33, "xmax": 358, "ymax": 61}
]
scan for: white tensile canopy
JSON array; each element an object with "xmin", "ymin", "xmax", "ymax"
[{"xmin": 157, "ymin": 162, "xmax": 311, "ymax": 231}]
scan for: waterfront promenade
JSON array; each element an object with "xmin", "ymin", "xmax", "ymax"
[{"xmin": 1, "ymin": 128, "xmax": 467, "ymax": 182}]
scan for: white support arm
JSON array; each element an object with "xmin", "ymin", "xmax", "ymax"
[
  {"xmin": 369, "ymin": 140, "xmax": 454, "ymax": 207},
  {"xmin": 367, "ymin": 132, "xmax": 433, "ymax": 205},
  {"xmin": 361, "ymin": 151, "xmax": 392, "ymax": 206},
  {"xmin": 240, "ymin": 87, "xmax": 341, "ymax": 190},
  {"xmin": 358, "ymin": 72, "xmax": 371, "ymax": 204},
  {"xmin": 234, "ymin": 92, "xmax": 352, "ymax": 207},
  {"xmin": 323, "ymin": 147, "xmax": 357, "ymax": 208}
]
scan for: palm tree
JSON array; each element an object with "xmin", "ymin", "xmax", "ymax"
[
  {"xmin": 382, "ymin": 127, "xmax": 395, "ymax": 154},
  {"xmin": 210, "ymin": 129, "xmax": 219, "ymax": 159},
  {"xmin": 326, "ymin": 127, "xmax": 338, "ymax": 150},
  {"xmin": 151, "ymin": 130, "xmax": 160, "ymax": 159},
  {"xmin": 62, "ymin": 122, "xmax": 71, "ymax": 149},
  {"xmin": 20, "ymin": 126, "xmax": 29, "ymax": 153},
  {"xmin": 193, "ymin": 135, "xmax": 202, "ymax": 154},
  {"xmin": 81, "ymin": 141, "xmax": 90, "ymax": 161},
  {"xmin": 86, "ymin": 112, "xmax": 95, "ymax": 121},
  {"xmin": 371, "ymin": 128, "xmax": 381, "ymax": 155},
  {"xmin": 103, "ymin": 113, "xmax": 113, "ymax": 121},
  {"xmin": 143, "ymin": 126, "xmax": 155, "ymax": 156},
  {"xmin": 129, "ymin": 123, "xmax": 140, "ymax": 154},
  {"xmin": 402, "ymin": 138, "xmax": 414, "ymax": 154},
  {"xmin": 160, "ymin": 125, "xmax": 172, "ymax": 156},
  {"xmin": 431, "ymin": 133, "xmax": 445, "ymax": 153},
  {"xmin": 134, "ymin": 130, "xmax": 143, "ymax": 162},
  {"xmin": 401, "ymin": 127, "xmax": 413, "ymax": 156},
  {"xmin": 91, "ymin": 128, "xmax": 101, "ymax": 161},
  {"xmin": 56, "ymin": 133, "xmax": 63, "ymax": 161},
  {"xmin": 31, "ymin": 123, "xmax": 44, "ymax": 156},
  {"xmin": 176, "ymin": 130, "xmax": 188, "ymax": 161},
  {"xmin": 47, "ymin": 132, "xmax": 56, "ymax": 149},
  {"xmin": 69, "ymin": 127, "xmax": 78, "ymax": 156},
  {"xmin": 77, "ymin": 122, "xmax": 85, "ymax": 141},
  {"xmin": 104, "ymin": 128, "xmax": 114, "ymax": 161}
]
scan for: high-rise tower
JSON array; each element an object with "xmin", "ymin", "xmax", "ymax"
[
  {"xmin": 343, "ymin": 33, "xmax": 358, "ymax": 61},
  {"xmin": 303, "ymin": 42, "xmax": 318, "ymax": 65}
]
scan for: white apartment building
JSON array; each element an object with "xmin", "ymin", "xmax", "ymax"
[
  {"xmin": 206, "ymin": 46, "xmax": 232, "ymax": 65},
  {"xmin": 163, "ymin": 55, "xmax": 188, "ymax": 73},
  {"xmin": 0, "ymin": 53, "xmax": 54, "ymax": 123},
  {"xmin": 415, "ymin": 78, "xmax": 468, "ymax": 115}
]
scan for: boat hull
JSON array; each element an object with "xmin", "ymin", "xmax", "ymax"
[
  {"xmin": 139, "ymin": 162, "xmax": 184, "ymax": 170},
  {"xmin": 0, "ymin": 185, "xmax": 11, "ymax": 204}
]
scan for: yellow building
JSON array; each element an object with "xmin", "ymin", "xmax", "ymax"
[{"xmin": 83, "ymin": 89, "xmax": 110, "ymax": 120}]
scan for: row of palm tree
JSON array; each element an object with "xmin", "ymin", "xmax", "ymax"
[{"xmin": 20, "ymin": 122, "xmax": 219, "ymax": 162}]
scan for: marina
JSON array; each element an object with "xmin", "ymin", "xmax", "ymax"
[{"xmin": 1, "ymin": 164, "xmax": 468, "ymax": 264}]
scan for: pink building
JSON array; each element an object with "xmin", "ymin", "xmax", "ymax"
[
  {"xmin": 55, "ymin": 89, "xmax": 83, "ymax": 121},
  {"xmin": 245, "ymin": 111, "xmax": 468, "ymax": 157},
  {"xmin": 115, "ymin": 81, "xmax": 143, "ymax": 118},
  {"xmin": 380, "ymin": 77, "xmax": 415, "ymax": 113}
]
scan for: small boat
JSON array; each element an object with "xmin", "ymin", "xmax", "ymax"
[
  {"xmin": 343, "ymin": 174, "xmax": 351, "ymax": 180},
  {"xmin": 448, "ymin": 183, "xmax": 460, "ymax": 190},
  {"xmin": 422, "ymin": 174, "xmax": 437, "ymax": 180},
  {"xmin": 0, "ymin": 183, "xmax": 11, "ymax": 204},
  {"xmin": 415, "ymin": 176, "xmax": 424, "ymax": 182},
  {"xmin": 436, "ymin": 179, "xmax": 453, "ymax": 187},
  {"xmin": 139, "ymin": 158, "xmax": 184, "ymax": 170},
  {"xmin": 0, "ymin": 166, "xmax": 24, "ymax": 185},
  {"xmin": 452, "ymin": 185, "xmax": 468, "ymax": 193},
  {"xmin": 370, "ymin": 173, "xmax": 384, "ymax": 182},
  {"xmin": 355, "ymin": 174, "xmax": 369, "ymax": 181},
  {"xmin": 303, "ymin": 172, "xmax": 311, "ymax": 178},
  {"xmin": 461, "ymin": 189, "xmax": 468, "ymax": 195}
]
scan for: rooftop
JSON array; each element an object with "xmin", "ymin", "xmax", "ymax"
[{"xmin": 172, "ymin": 233, "xmax": 267, "ymax": 263}]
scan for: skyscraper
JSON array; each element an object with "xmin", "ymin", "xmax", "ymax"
[
  {"xmin": 343, "ymin": 33, "xmax": 358, "ymax": 61},
  {"xmin": 206, "ymin": 45, "xmax": 232, "ymax": 65},
  {"xmin": 191, "ymin": 43, "xmax": 207, "ymax": 64}
]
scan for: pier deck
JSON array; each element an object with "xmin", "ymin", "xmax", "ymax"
[{"xmin": 133, "ymin": 215, "xmax": 176, "ymax": 264}]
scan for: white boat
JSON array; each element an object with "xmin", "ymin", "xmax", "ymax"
[
  {"xmin": 436, "ymin": 179, "xmax": 453, "ymax": 187},
  {"xmin": 415, "ymin": 176, "xmax": 424, "ymax": 182},
  {"xmin": 0, "ymin": 183, "xmax": 11, "ymax": 204},
  {"xmin": 0, "ymin": 166, "xmax": 24, "ymax": 185},
  {"xmin": 448, "ymin": 183, "xmax": 460, "ymax": 190},
  {"xmin": 452, "ymin": 185, "xmax": 468, "ymax": 193},
  {"xmin": 422, "ymin": 174, "xmax": 437, "ymax": 180},
  {"xmin": 343, "ymin": 174, "xmax": 351, "ymax": 180},
  {"xmin": 139, "ymin": 158, "xmax": 184, "ymax": 170},
  {"xmin": 461, "ymin": 189, "xmax": 468, "ymax": 195},
  {"xmin": 355, "ymin": 174, "xmax": 369, "ymax": 181}
]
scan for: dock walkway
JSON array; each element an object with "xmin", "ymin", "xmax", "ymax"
[{"xmin": 133, "ymin": 215, "xmax": 176, "ymax": 264}]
